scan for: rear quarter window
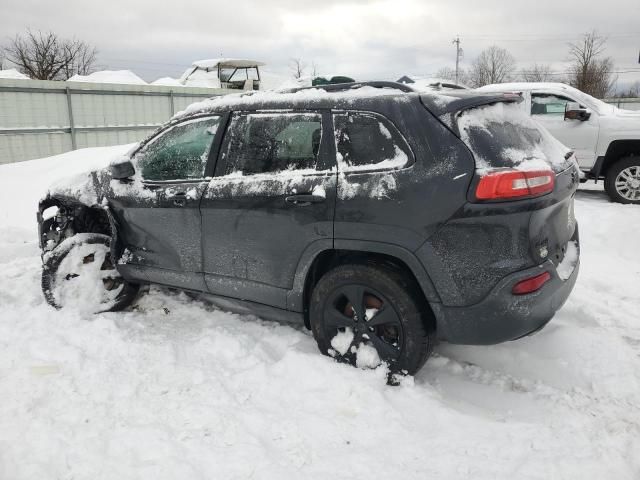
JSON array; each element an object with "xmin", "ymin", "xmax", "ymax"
[
  {"xmin": 333, "ymin": 112, "xmax": 412, "ymax": 171},
  {"xmin": 456, "ymin": 102, "xmax": 572, "ymax": 173}
]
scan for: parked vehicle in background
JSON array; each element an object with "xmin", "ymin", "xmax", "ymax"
[
  {"xmin": 179, "ymin": 58, "xmax": 265, "ymax": 90},
  {"xmin": 478, "ymin": 82, "xmax": 640, "ymax": 204},
  {"xmin": 37, "ymin": 82, "xmax": 580, "ymax": 375},
  {"xmin": 397, "ymin": 75, "xmax": 469, "ymax": 91}
]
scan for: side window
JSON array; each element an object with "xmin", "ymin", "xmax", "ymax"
[
  {"xmin": 333, "ymin": 112, "xmax": 411, "ymax": 170},
  {"xmin": 137, "ymin": 117, "xmax": 221, "ymax": 181},
  {"xmin": 531, "ymin": 94, "xmax": 574, "ymax": 115},
  {"xmin": 222, "ymin": 113, "xmax": 323, "ymax": 175}
]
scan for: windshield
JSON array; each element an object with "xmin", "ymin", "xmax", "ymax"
[
  {"xmin": 457, "ymin": 102, "xmax": 573, "ymax": 173},
  {"xmin": 563, "ymin": 86, "xmax": 614, "ymax": 115}
]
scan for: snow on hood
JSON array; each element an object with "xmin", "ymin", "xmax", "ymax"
[
  {"xmin": 44, "ymin": 144, "xmax": 140, "ymax": 206},
  {"xmin": 68, "ymin": 70, "xmax": 147, "ymax": 85},
  {"xmin": 0, "ymin": 68, "xmax": 29, "ymax": 80}
]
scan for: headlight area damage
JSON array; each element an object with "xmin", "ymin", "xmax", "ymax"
[{"xmin": 37, "ymin": 170, "xmax": 119, "ymax": 260}]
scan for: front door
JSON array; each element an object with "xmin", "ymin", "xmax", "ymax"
[
  {"xmin": 200, "ymin": 111, "xmax": 337, "ymax": 309},
  {"xmin": 109, "ymin": 115, "xmax": 224, "ymax": 291},
  {"xmin": 530, "ymin": 92, "xmax": 600, "ymax": 168}
]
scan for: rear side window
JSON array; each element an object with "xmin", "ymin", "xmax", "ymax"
[
  {"xmin": 456, "ymin": 102, "xmax": 571, "ymax": 173},
  {"xmin": 137, "ymin": 117, "xmax": 221, "ymax": 181},
  {"xmin": 333, "ymin": 112, "xmax": 411, "ymax": 171},
  {"xmin": 222, "ymin": 113, "xmax": 322, "ymax": 175}
]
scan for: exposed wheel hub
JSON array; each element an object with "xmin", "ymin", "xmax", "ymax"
[{"xmin": 615, "ymin": 165, "xmax": 640, "ymax": 200}]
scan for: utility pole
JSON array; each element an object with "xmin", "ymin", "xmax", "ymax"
[{"xmin": 453, "ymin": 36, "xmax": 462, "ymax": 83}]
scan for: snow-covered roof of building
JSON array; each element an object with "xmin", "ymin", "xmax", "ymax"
[
  {"xmin": 150, "ymin": 77, "xmax": 183, "ymax": 86},
  {"xmin": 0, "ymin": 68, "xmax": 29, "ymax": 80},
  {"xmin": 67, "ymin": 70, "xmax": 147, "ymax": 85},
  {"xmin": 192, "ymin": 58, "xmax": 266, "ymax": 70}
]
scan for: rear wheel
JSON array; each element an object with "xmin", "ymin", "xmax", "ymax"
[
  {"xmin": 42, "ymin": 233, "xmax": 139, "ymax": 313},
  {"xmin": 604, "ymin": 156, "xmax": 640, "ymax": 204},
  {"xmin": 309, "ymin": 263, "xmax": 435, "ymax": 375}
]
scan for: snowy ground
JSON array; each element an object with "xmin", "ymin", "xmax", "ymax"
[{"xmin": 0, "ymin": 147, "xmax": 639, "ymax": 479}]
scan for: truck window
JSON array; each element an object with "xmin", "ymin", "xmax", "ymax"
[{"xmin": 531, "ymin": 94, "xmax": 575, "ymax": 115}]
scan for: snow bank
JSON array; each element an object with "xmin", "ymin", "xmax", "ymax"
[
  {"xmin": 68, "ymin": 70, "xmax": 147, "ymax": 85},
  {"xmin": 0, "ymin": 144, "xmax": 134, "ymax": 231}
]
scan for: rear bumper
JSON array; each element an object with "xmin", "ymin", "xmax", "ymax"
[{"xmin": 434, "ymin": 254, "xmax": 579, "ymax": 345}]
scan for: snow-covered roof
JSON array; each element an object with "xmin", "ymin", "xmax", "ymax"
[
  {"xmin": 174, "ymin": 86, "xmax": 411, "ymax": 120},
  {"xmin": 192, "ymin": 58, "xmax": 266, "ymax": 69},
  {"xmin": 477, "ymin": 82, "xmax": 575, "ymax": 93},
  {"xmin": 67, "ymin": 70, "xmax": 147, "ymax": 85},
  {"xmin": 150, "ymin": 77, "xmax": 183, "ymax": 86},
  {"xmin": 0, "ymin": 68, "xmax": 29, "ymax": 80}
]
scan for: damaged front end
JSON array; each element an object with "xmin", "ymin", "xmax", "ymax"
[{"xmin": 37, "ymin": 170, "xmax": 114, "ymax": 257}]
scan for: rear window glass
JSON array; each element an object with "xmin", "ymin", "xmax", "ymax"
[{"xmin": 456, "ymin": 102, "xmax": 571, "ymax": 173}]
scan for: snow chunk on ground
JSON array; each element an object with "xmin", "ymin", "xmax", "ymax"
[{"xmin": 330, "ymin": 328, "xmax": 354, "ymax": 356}]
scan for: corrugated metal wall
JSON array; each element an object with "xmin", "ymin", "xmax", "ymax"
[{"xmin": 0, "ymin": 78, "xmax": 230, "ymax": 164}]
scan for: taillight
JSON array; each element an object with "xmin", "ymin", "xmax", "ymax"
[
  {"xmin": 512, "ymin": 271, "xmax": 551, "ymax": 295},
  {"xmin": 475, "ymin": 169, "xmax": 555, "ymax": 201}
]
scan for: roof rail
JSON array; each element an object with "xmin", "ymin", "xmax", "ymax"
[{"xmin": 282, "ymin": 81, "xmax": 416, "ymax": 94}]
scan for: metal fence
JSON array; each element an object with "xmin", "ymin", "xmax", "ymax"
[
  {"xmin": 0, "ymin": 78, "xmax": 230, "ymax": 164},
  {"xmin": 604, "ymin": 97, "xmax": 640, "ymax": 111}
]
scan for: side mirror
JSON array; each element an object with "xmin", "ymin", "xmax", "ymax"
[
  {"xmin": 110, "ymin": 160, "xmax": 135, "ymax": 180},
  {"xmin": 564, "ymin": 102, "xmax": 591, "ymax": 122}
]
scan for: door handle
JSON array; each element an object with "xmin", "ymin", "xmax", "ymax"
[
  {"xmin": 285, "ymin": 194, "xmax": 325, "ymax": 206},
  {"xmin": 168, "ymin": 191, "xmax": 188, "ymax": 207}
]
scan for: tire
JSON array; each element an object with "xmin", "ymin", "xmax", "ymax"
[
  {"xmin": 604, "ymin": 155, "xmax": 640, "ymax": 204},
  {"xmin": 309, "ymin": 263, "xmax": 435, "ymax": 375},
  {"xmin": 42, "ymin": 233, "xmax": 139, "ymax": 313}
]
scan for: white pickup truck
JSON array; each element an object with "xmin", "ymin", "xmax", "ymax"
[{"xmin": 478, "ymin": 82, "xmax": 640, "ymax": 204}]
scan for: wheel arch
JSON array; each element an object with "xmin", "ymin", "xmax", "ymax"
[
  {"xmin": 600, "ymin": 140, "xmax": 640, "ymax": 178},
  {"xmin": 288, "ymin": 240, "xmax": 442, "ymax": 329},
  {"xmin": 37, "ymin": 195, "xmax": 120, "ymax": 257}
]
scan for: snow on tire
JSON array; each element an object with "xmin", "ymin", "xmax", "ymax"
[{"xmin": 41, "ymin": 233, "xmax": 138, "ymax": 313}]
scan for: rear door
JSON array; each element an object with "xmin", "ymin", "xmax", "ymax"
[
  {"xmin": 200, "ymin": 110, "xmax": 337, "ymax": 308},
  {"xmin": 109, "ymin": 115, "xmax": 224, "ymax": 291}
]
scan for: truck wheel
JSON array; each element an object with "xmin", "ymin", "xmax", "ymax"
[
  {"xmin": 42, "ymin": 233, "xmax": 139, "ymax": 313},
  {"xmin": 309, "ymin": 263, "xmax": 435, "ymax": 375},
  {"xmin": 604, "ymin": 156, "xmax": 640, "ymax": 204}
]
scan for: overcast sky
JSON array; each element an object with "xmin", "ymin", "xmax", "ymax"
[{"xmin": 2, "ymin": 0, "xmax": 639, "ymax": 88}]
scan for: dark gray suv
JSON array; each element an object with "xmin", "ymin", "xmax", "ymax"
[{"xmin": 38, "ymin": 82, "xmax": 580, "ymax": 374}]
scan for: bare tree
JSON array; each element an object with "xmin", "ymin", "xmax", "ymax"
[
  {"xmin": 468, "ymin": 46, "xmax": 516, "ymax": 88},
  {"xmin": 521, "ymin": 63, "xmax": 554, "ymax": 82},
  {"xmin": 567, "ymin": 31, "xmax": 615, "ymax": 98},
  {"xmin": 615, "ymin": 81, "xmax": 640, "ymax": 98},
  {"xmin": 3, "ymin": 30, "xmax": 97, "ymax": 80},
  {"xmin": 435, "ymin": 66, "xmax": 469, "ymax": 85},
  {"xmin": 311, "ymin": 60, "xmax": 319, "ymax": 78},
  {"xmin": 289, "ymin": 58, "xmax": 307, "ymax": 79}
]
